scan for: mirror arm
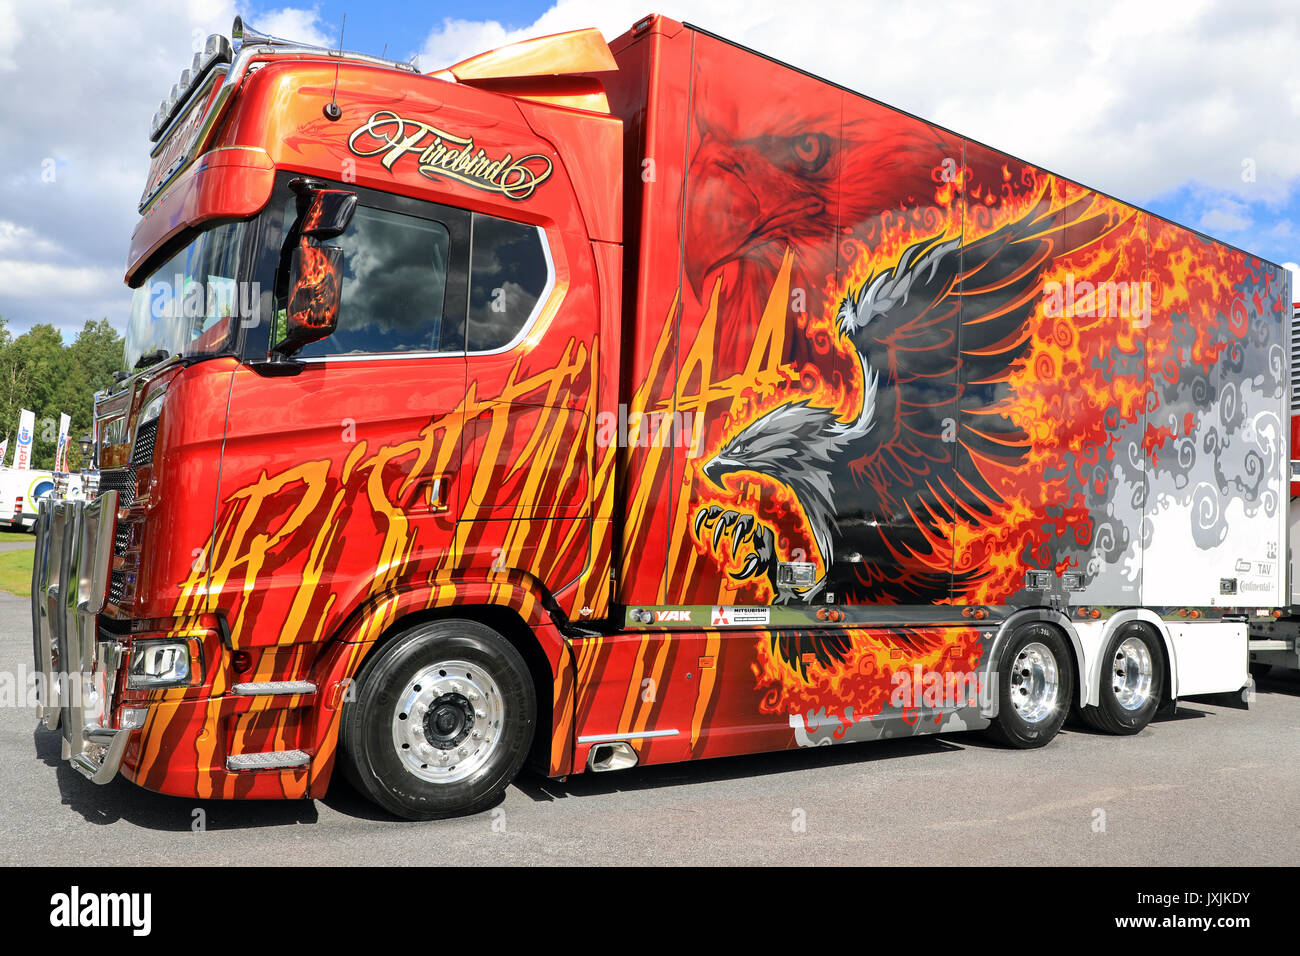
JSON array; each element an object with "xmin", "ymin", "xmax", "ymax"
[{"xmin": 247, "ymin": 353, "xmax": 306, "ymax": 377}]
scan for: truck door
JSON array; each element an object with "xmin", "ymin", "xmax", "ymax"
[
  {"xmin": 213, "ymin": 181, "xmax": 470, "ymax": 648},
  {"xmin": 455, "ymin": 213, "xmax": 594, "ymax": 597}
]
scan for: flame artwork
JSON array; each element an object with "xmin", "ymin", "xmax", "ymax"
[{"xmin": 606, "ymin": 28, "xmax": 1286, "ymax": 737}]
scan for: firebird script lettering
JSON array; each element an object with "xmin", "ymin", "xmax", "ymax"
[{"xmin": 348, "ymin": 110, "xmax": 553, "ymax": 200}]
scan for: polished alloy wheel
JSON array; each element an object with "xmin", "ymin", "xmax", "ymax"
[
  {"xmin": 1111, "ymin": 636, "xmax": 1154, "ymax": 711},
  {"xmin": 390, "ymin": 659, "xmax": 504, "ymax": 784},
  {"xmin": 1009, "ymin": 641, "xmax": 1060, "ymax": 724}
]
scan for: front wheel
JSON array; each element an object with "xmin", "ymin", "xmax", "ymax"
[
  {"xmin": 1079, "ymin": 624, "xmax": 1164, "ymax": 735},
  {"xmin": 340, "ymin": 620, "xmax": 536, "ymax": 820},
  {"xmin": 986, "ymin": 623, "xmax": 1073, "ymax": 748}
]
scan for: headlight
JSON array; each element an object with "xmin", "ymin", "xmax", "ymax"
[
  {"xmin": 137, "ymin": 386, "xmax": 167, "ymax": 428},
  {"xmin": 127, "ymin": 640, "xmax": 192, "ymax": 688}
]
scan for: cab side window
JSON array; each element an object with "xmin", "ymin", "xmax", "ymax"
[
  {"xmin": 282, "ymin": 202, "xmax": 455, "ymax": 358},
  {"xmin": 466, "ymin": 214, "xmax": 550, "ymax": 352}
]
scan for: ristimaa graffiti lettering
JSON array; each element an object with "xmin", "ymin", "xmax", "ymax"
[{"xmin": 348, "ymin": 109, "xmax": 553, "ymax": 200}]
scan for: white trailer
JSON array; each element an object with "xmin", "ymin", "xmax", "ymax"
[{"xmin": 0, "ymin": 468, "xmax": 56, "ymax": 531}]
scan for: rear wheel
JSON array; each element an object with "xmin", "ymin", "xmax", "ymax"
[
  {"xmin": 1080, "ymin": 624, "xmax": 1164, "ymax": 735},
  {"xmin": 340, "ymin": 619, "xmax": 536, "ymax": 820},
  {"xmin": 987, "ymin": 623, "xmax": 1073, "ymax": 748}
]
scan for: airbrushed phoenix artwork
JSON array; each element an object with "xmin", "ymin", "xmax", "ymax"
[{"xmin": 31, "ymin": 14, "xmax": 1286, "ymax": 817}]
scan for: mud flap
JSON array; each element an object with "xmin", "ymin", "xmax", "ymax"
[
  {"xmin": 1166, "ymin": 620, "xmax": 1250, "ymax": 707},
  {"xmin": 1182, "ymin": 676, "xmax": 1255, "ymax": 711}
]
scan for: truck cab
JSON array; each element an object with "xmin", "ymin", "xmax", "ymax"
[{"xmin": 33, "ymin": 17, "xmax": 623, "ymax": 807}]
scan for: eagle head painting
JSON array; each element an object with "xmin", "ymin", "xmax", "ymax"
[{"xmin": 683, "ymin": 98, "xmax": 958, "ymax": 370}]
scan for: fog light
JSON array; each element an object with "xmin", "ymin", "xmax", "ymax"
[
  {"xmin": 119, "ymin": 707, "xmax": 148, "ymax": 729},
  {"xmin": 127, "ymin": 641, "xmax": 191, "ymax": 688}
]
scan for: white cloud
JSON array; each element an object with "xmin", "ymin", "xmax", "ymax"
[
  {"xmin": 0, "ymin": 221, "xmax": 60, "ymax": 257},
  {"xmin": 0, "ymin": 1, "xmax": 20, "ymax": 72},
  {"xmin": 253, "ymin": 5, "xmax": 333, "ymax": 49},
  {"xmin": 419, "ymin": 0, "xmax": 1300, "ymax": 206},
  {"xmin": 3, "ymin": 0, "xmax": 1298, "ymax": 340},
  {"xmin": 0, "ymin": 260, "xmax": 120, "ymax": 299},
  {"xmin": 1198, "ymin": 201, "xmax": 1252, "ymax": 233},
  {"xmin": 0, "ymin": 1, "xmax": 333, "ymax": 338},
  {"xmin": 418, "ymin": 17, "xmax": 517, "ymax": 70}
]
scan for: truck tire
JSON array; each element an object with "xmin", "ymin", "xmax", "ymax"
[
  {"xmin": 1079, "ymin": 624, "xmax": 1164, "ymax": 735},
  {"xmin": 986, "ymin": 622, "xmax": 1073, "ymax": 749},
  {"xmin": 340, "ymin": 619, "xmax": 536, "ymax": 820}
]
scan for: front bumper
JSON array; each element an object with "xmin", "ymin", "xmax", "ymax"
[{"xmin": 31, "ymin": 491, "xmax": 129, "ymax": 783}]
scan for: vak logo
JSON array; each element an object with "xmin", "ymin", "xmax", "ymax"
[
  {"xmin": 348, "ymin": 110, "xmax": 553, "ymax": 201},
  {"xmin": 655, "ymin": 609, "xmax": 691, "ymax": 623},
  {"xmin": 49, "ymin": 886, "xmax": 151, "ymax": 936}
]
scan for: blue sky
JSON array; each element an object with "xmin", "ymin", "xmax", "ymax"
[
  {"xmin": 1, "ymin": 0, "xmax": 1298, "ymax": 344},
  {"xmin": 239, "ymin": 0, "xmax": 553, "ymax": 62},
  {"xmin": 243, "ymin": 0, "xmax": 1300, "ymax": 270}
]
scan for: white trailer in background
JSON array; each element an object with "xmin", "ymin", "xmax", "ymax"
[{"xmin": 0, "ymin": 468, "xmax": 57, "ymax": 532}]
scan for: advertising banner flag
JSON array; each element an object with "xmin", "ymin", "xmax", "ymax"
[
  {"xmin": 0, "ymin": 437, "xmax": 7, "ymax": 468},
  {"xmin": 55, "ymin": 413, "xmax": 70, "ymax": 473},
  {"xmin": 13, "ymin": 409, "xmax": 35, "ymax": 470}
]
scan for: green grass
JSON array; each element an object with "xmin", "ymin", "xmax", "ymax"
[
  {"xmin": 0, "ymin": 530, "xmax": 34, "ymax": 542},
  {"xmin": 0, "ymin": 548, "xmax": 33, "ymax": 598}
]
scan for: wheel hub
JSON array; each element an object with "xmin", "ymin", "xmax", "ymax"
[
  {"xmin": 391, "ymin": 660, "xmax": 505, "ymax": 785},
  {"xmin": 1009, "ymin": 641, "xmax": 1060, "ymax": 724},
  {"xmin": 423, "ymin": 693, "xmax": 473, "ymax": 749},
  {"xmin": 1112, "ymin": 636, "xmax": 1153, "ymax": 711}
]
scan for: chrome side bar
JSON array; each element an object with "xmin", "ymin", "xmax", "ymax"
[
  {"xmin": 31, "ymin": 491, "xmax": 129, "ymax": 784},
  {"xmin": 31, "ymin": 505, "xmax": 55, "ymax": 728}
]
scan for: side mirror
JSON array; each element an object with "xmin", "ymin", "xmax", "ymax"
[
  {"xmin": 279, "ymin": 243, "xmax": 345, "ymax": 355},
  {"xmin": 299, "ymin": 187, "xmax": 358, "ymax": 241},
  {"xmin": 273, "ymin": 180, "xmax": 358, "ymax": 356}
]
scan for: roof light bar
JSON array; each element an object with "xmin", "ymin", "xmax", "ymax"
[{"xmin": 148, "ymin": 32, "xmax": 233, "ymax": 142}]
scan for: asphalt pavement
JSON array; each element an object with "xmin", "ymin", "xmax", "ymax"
[{"xmin": 1, "ymin": 588, "xmax": 1296, "ymax": 866}]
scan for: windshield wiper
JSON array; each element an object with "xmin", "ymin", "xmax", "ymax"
[{"xmin": 134, "ymin": 348, "xmax": 170, "ymax": 370}]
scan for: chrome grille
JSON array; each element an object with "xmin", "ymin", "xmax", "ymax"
[
  {"xmin": 98, "ymin": 468, "xmax": 137, "ymax": 508},
  {"xmin": 130, "ymin": 419, "xmax": 158, "ymax": 466},
  {"xmin": 107, "ymin": 571, "xmax": 127, "ymax": 607}
]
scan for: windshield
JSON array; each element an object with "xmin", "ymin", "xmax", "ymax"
[{"xmin": 125, "ymin": 219, "xmax": 250, "ymax": 370}]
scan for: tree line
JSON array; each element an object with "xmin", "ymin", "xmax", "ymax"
[{"xmin": 0, "ymin": 317, "xmax": 124, "ymax": 472}]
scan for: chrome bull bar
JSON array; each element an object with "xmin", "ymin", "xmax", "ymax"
[{"xmin": 31, "ymin": 491, "xmax": 128, "ymax": 783}]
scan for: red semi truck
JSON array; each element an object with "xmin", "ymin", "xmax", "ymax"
[{"xmin": 32, "ymin": 14, "xmax": 1290, "ymax": 818}]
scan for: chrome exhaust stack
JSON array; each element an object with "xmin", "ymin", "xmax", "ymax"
[{"xmin": 586, "ymin": 741, "xmax": 639, "ymax": 772}]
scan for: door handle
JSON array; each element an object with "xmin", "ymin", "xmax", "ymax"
[{"xmin": 400, "ymin": 473, "xmax": 449, "ymax": 513}]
